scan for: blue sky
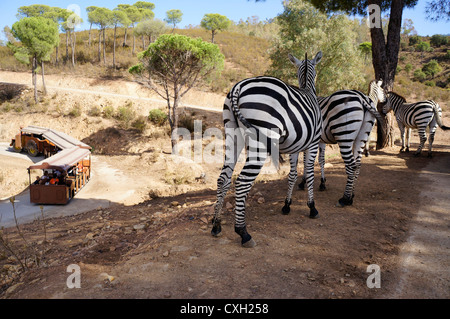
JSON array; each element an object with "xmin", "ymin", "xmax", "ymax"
[{"xmin": 0, "ymin": 0, "xmax": 448, "ymax": 42}]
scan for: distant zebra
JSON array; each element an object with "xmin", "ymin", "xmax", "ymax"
[
  {"xmin": 298, "ymin": 80, "xmax": 386, "ymax": 207},
  {"xmin": 382, "ymin": 92, "xmax": 449, "ymax": 157},
  {"xmin": 211, "ymin": 52, "xmax": 323, "ymax": 248}
]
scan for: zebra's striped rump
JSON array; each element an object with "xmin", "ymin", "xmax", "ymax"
[
  {"xmin": 213, "ymin": 52, "xmax": 323, "ymax": 247},
  {"xmin": 298, "ymin": 80, "xmax": 386, "ymax": 207}
]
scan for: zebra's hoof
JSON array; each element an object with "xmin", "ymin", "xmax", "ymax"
[
  {"xmin": 281, "ymin": 204, "xmax": 291, "ymax": 215},
  {"xmin": 319, "ymin": 184, "xmax": 326, "ymax": 191},
  {"xmin": 336, "ymin": 196, "xmax": 353, "ymax": 207},
  {"xmin": 211, "ymin": 219, "xmax": 222, "ymax": 237},
  {"xmin": 242, "ymin": 238, "xmax": 256, "ymax": 248},
  {"xmin": 309, "ymin": 209, "xmax": 319, "ymax": 219}
]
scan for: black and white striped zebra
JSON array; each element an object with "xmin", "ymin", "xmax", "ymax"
[
  {"xmin": 298, "ymin": 80, "xmax": 386, "ymax": 207},
  {"xmin": 382, "ymin": 92, "xmax": 449, "ymax": 157},
  {"xmin": 211, "ymin": 52, "xmax": 323, "ymax": 248}
]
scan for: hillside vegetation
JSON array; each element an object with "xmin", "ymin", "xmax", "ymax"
[{"xmin": 0, "ymin": 25, "xmax": 449, "ymax": 108}]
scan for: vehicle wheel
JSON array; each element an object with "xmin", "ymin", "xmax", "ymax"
[
  {"xmin": 26, "ymin": 140, "xmax": 39, "ymax": 157},
  {"xmin": 13, "ymin": 144, "xmax": 22, "ymax": 153}
]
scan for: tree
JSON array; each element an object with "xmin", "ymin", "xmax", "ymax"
[
  {"xmin": 9, "ymin": 17, "xmax": 59, "ymax": 102},
  {"xmin": 165, "ymin": 9, "xmax": 183, "ymax": 32},
  {"xmin": 269, "ymin": 0, "xmax": 365, "ymax": 95},
  {"xmin": 129, "ymin": 34, "xmax": 224, "ymax": 148},
  {"xmin": 118, "ymin": 5, "xmax": 142, "ymax": 54},
  {"xmin": 90, "ymin": 7, "xmax": 113, "ymax": 64},
  {"xmin": 86, "ymin": 6, "xmax": 99, "ymax": 46},
  {"xmin": 200, "ymin": 14, "xmax": 232, "ymax": 43},
  {"xmin": 112, "ymin": 9, "xmax": 131, "ymax": 69},
  {"xmin": 425, "ymin": 0, "xmax": 450, "ymax": 22},
  {"xmin": 60, "ymin": 8, "xmax": 82, "ymax": 67},
  {"xmin": 359, "ymin": 41, "xmax": 372, "ymax": 62},
  {"xmin": 134, "ymin": 19, "xmax": 169, "ymax": 49},
  {"xmin": 308, "ymin": 0, "xmax": 420, "ymax": 149}
]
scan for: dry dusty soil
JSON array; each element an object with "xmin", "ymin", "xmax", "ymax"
[{"xmin": 0, "ymin": 72, "xmax": 449, "ymax": 302}]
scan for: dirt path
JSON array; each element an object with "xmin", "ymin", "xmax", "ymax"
[{"xmin": 387, "ymin": 154, "xmax": 450, "ymax": 298}]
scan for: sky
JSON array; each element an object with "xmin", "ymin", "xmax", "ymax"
[{"xmin": 0, "ymin": 0, "xmax": 449, "ymax": 42}]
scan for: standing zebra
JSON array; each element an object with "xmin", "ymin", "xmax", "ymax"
[
  {"xmin": 211, "ymin": 52, "xmax": 323, "ymax": 248},
  {"xmin": 382, "ymin": 92, "xmax": 449, "ymax": 157},
  {"xmin": 298, "ymin": 80, "xmax": 386, "ymax": 207}
]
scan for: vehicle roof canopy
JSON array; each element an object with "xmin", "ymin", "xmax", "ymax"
[
  {"xmin": 28, "ymin": 147, "xmax": 91, "ymax": 171},
  {"xmin": 21, "ymin": 126, "xmax": 91, "ymax": 150}
]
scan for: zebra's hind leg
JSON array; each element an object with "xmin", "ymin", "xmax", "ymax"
[
  {"xmin": 427, "ymin": 121, "xmax": 438, "ymax": 158},
  {"xmin": 304, "ymin": 146, "xmax": 320, "ymax": 219},
  {"xmin": 318, "ymin": 142, "xmax": 327, "ymax": 191},
  {"xmin": 282, "ymin": 153, "xmax": 299, "ymax": 215},
  {"xmin": 297, "ymin": 152, "xmax": 307, "ymax": 190},
  {"xmin": 336, "ymin": 145, "xmax": 357, "ymax": 207},
  {"xmin": 414, "ymin": 127, "xmax": 427, "ymax": 157},
  {"xmin": 212, "ymin": 125, "xmax": 244, "ymax": 238},
  {"xmin": 233, "ymin": 145, "xmax": 267, "ymax": 248}
]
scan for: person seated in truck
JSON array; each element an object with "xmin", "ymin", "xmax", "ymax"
[
  {"xmin": 34, "ymin": 176, "xmax": 40, "ymax": 185},
  {"xmin": 49, "ymin": 174, "xmax": 59, "ymax": 185},
  {"xmin": 39, "ymin": 171, "xmax": 49, "ymax": 185}
]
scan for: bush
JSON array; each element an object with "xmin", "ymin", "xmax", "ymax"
[
  {"xmin": 424, "ymin": 80, "xmax": 435, "ymax": 87},
  {"xmin": 416, "ymin": 41, "xmax": 431, "ymax": 52},
  {"xmin": 404, "ymin": 63, "xmax": 413, "ymax": 74},
  {"xmin": 115, "ymin": 103, "xmax": 136, "ymax": 128},
  {"xmin": 430, "ymin": 34, "xmax": 448, "ymax": 47},
  {"xmin": 422, "ymin": 60, "xmax": 442, "ymax": 78},
  {"xmin": 131, "ymin": 115, "xmax": 148, "ymax": 133},
  {"xmin": 68, "ymin": 103, "xmax": 82, "ymax": 117},
  {"xmin": 102, "ymin": 105, "xmax": 114, "ymax": 118},
  {"xmin": 409, "ymin": 35, "xmax": 420, "ymax": 46},
  {"xmin": 148, "ymin": 108, "xmax": 168, "ymax": 126},
  {"xmin": 413, "ymin": 69, "xmax": 427, "ymax": 82}
]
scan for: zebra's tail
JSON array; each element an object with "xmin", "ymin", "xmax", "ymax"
[
  {"xmin": 230, "ymin": 85, "xmax": 253, "ymax": 130},
  {"xmin": 432, "ymin": 102, "xmax": 450, "ymax": 131}
]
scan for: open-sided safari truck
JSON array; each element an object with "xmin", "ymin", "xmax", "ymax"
[
  {"xmin": 28, "ymin": 146, "xmax": 92, "ymax": 205},
  {"xmin": 11, "ymin": 126, "xmax": 90, "ymax": 158}
]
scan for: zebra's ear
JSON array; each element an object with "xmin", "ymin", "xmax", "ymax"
[
  {"xmin": 288, "ymin": 54, "xmax": 300, "ymax": 66},
  {"xmin": 377, "ymin": 79, "xmax": 383, "ymax": 87},
  {"xmin": 312, "ymin": 51, "xmax": 323, "ymax": 65}
]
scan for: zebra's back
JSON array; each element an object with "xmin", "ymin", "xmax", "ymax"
[{"xmin": 395, "ymin": 101, "xmax": 436, "ymax": 129}]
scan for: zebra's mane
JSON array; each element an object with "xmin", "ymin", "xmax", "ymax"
[{"xmin": 388, "ymin": 91, "xmax": 407, "ymax": 103}]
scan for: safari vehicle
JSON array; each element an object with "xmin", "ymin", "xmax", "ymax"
[
  {"xmin": 27, "ymin": 146, "xmax": 92, "ymax": 205},
  {"xmin": 11, "ymin": 126, "xmax": 90, "ymax": 158}
]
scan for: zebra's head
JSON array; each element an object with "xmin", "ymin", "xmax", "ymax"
[
  {"xmin": 381, "ymin": 92, "xmax": 393, "ymax": 115},
  {"xmin": 369, "ymin": 80, "xmax": 387, "ymax": 105},
  {"xmin": 288, "ymin": 51, "xmax": 322, "ymax": 93}
]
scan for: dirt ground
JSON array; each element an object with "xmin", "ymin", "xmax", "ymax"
[{"xmin": 0, "ymin": 72, "xmax": 449, "ymax": 300}]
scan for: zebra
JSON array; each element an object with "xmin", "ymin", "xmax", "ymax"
[
  {"xmin": 382, "ymin": 92, "xmax": 449, "ymax": 157},
  {"xmin": 297, "ymin": 80, "xmax": 386, "ymax": 207},
  {"xmin": 211, "ymin": 51, "xmax": 323, "ymax": 248}
]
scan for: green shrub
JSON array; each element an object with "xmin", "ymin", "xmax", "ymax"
[
  {"xmin": 422, "ymin": 60, "xmax": 442, "ymax": 78},
  {"xmin": 148, "ymin": 108, "xmax": 168, "ymax": 126},
  {"xmin": 68, "ymin": 103, "xmax": 82, "ymax": 117},
  {"xmin": 131, "ymin": 115, "xmax": 148, "ymax": 133},
  {"xmin": 115, "ymin": 103, "xmax": 136, "ymax": 128},
  {"xmin": 413, "ymin": 69, "xmax": 427, "ymax": 82},
  {"xmin": 102, "ymin": 105, "xmax": 115, "ymax": 118},
  {"xmin": 424, "ymin": 80, "xmax": 435, "ymax": 87},
  {"xmin": 404, "ymin": 63, "xmax": 413, "ymax": 74},
  {"xmin": 430, "ymin": 34, "xmax": 448, "ymax": 47},
  {"xmin": 409, "ymin": 35, "xmax": 420, "ymax": 46}
]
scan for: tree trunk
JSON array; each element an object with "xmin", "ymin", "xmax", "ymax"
[
  {"xmin": 103, "ymin": 28, "xmax": 106, "ymax": 65},
  {"xmin": 65, "ymin": 31, "xmax": 69, "ymax": 64},
  {"xmin": 41, "ymin": 60, "xmax": 47, "ymax": 95},
  {"xmin": 113, "ymin": 25, "xmax": 117, "ymax": 69},
  {"xmin": 211, "ymin": 30, "xmax": 216, "ymax": 44},
  {"xmin": 98, "ymin": 30, "xmax": 102, "ymax": 62},
  {"xmin": 55, "ymin": 45, "xmax": 59, "ymax": 65},
  {"xmin": 71, "ymin": 31, "xmax": 76, "ymax": 67},
  {"xmin": 370, "ymin": 0, "xmax": 404, "ymax": 149},
  {"xmin": 33, "ymin": 55, "xmax": 38, "ymax": 103},
  {"xmin": 88, "ymin": 23, "xmax": 92, "ymax": 46},
  {"xmin": 123, "ymin": 27, "xmax": 128, "ymax": 46},
  {"xmin": 132, "ymin": 26, "xmax": 136, "ymax": 55}
]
